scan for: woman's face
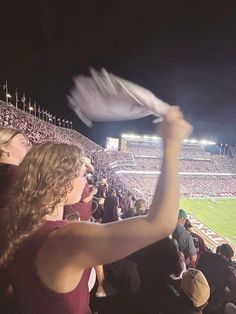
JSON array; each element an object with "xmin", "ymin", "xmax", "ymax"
[
  {"xmin": 7, "ymin": 134, "xmax": 30, "ymax": 164},
  {"xmin": 66, "ymin": 164, "xmax": 87, "ymax": 205}
]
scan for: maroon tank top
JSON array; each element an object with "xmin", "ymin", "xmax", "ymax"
[{"xmin": 7, "ymin": 220, "xmax": 91, "ymax": 314}]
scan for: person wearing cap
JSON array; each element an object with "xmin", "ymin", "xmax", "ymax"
[
  {"xmin": 184, "ymin": 219, "xmax": 206, "ymax": 263},
  {"xmin": 172, "ymin": 209, "xmax": 197, "ymax": 268},
  {"xmin": 165, "ymin": 268, "xmax": 210, "ymax": 314},
  {"xmin": 179, "ymin": 268, "xmax": 210, "ymax": 313}
]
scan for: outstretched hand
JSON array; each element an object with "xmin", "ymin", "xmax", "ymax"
[{"xmin": 158, "ymin": 106, "xmax": 192, "ymax": 143}]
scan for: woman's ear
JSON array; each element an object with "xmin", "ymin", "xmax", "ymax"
[{"xmin": 0, "ymin": 145, "xmax": 10, "ymax": 156}]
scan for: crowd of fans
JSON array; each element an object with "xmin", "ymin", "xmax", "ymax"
[
  {"xmin": 116, "ymin": 174, "xmax": 236, "ymax": 201},
  {"xmin": 128, "ymin": 157, "xmax": 235, "ymax": 173},
  {"xmin": 116, "ymin": 141, "xmax": 236, "ymax": 198},
  {"xmin": 125, "ymin": 140, "xmax": 212, "ymax": 159},
  {"xmin": 0, "ymin": 102, "xmax": 236, "ymax": 314},
  {"xmin": 1, "ymin": 101, "xmax": 236, "ymax": 200}
]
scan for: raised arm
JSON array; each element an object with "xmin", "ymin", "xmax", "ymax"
[{"xmin": 44, "ymin": 107, "xmax": 192, "ymax": 269}]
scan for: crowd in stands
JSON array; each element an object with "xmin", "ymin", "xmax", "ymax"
[
  {"xmin": 1, "ymin": 101, "xmax": 236, "ymax": 199},
  {"xmin": 130, "ymin": 158, "xmax": 235, "ymax": 173},
  {"xmin": 116, "ymin": 141, "xmax": 236, "ymax": 198},
  {"xmin": 116, "ymin": 173, "xmax": 236, "ymax": 201},
  {"xmin": 0, "ymin": 102, "xmax": 236, "ymax": 313},
  {"xmin": 124, "ymin": 141, "xmax": 164, "ymax": 157},
  {"xmin": 125, "ymin": 141, "xmax": 212, "ymax": 159},
  {"xmin": 181, "ymin": 176, "xmax": 236, "ymax": 196}
]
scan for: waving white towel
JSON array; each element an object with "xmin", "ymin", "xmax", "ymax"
[{"xmin": 68, "ymin": 68, "xmax": 169, "ymax": 127}]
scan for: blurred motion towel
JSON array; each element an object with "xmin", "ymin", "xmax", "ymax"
[{"xmin": 68, "ymin": 68, "xmax": 169, "ymax": 127}]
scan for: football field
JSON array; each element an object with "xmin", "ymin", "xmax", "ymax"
[{"xmin": 180, "ymin": 198, "xmax": 236, "ymax": 247}]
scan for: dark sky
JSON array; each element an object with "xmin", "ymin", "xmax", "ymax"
[{"xmin": 1, "ymin": 0, "xmax": 236, "ymax": 145}]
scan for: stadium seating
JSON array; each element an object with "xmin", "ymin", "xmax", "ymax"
[{"xmin": 1, "ymin": 100, "xmax": 236, "ymax": 200}]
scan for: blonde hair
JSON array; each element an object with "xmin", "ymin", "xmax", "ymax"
[
  {"xmin": 134, "ymin": 199, "xmax": 146, "ymax": 211},
  {"xmin": 0, "ymin": 127, "xmax": 22, "ymax": 157},
  {"xmin": 0, "ymin": 142, "xmax": 84, "ymax": 268}
]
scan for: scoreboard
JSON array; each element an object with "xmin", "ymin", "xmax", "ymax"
[{"xmin": 106, "ymin": 137, "xmax": 119, "ymax": 151}]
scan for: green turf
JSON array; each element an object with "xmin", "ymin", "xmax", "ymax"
[{"xmin": 180, "ymin": 198, "xmax": 236, "ymax": 246}]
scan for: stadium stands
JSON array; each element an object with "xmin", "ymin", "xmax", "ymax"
[{"xmin": 1, "ymin": 100, "xmax": 236, "ymax": 200}]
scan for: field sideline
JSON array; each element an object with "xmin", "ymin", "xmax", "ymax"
[{"xmin": 180, "ymin": 198, "xmax": 236, "ymax": 247}]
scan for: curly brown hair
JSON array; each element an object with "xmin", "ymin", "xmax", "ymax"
[{"xmin": 0, "ymin": 142, "xmax": 84, "ymax": 268}]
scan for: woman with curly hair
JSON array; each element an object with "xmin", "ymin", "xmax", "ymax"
[{"xmin": 0, "ymin": 107, "xmax": 192, "ymax": 314}]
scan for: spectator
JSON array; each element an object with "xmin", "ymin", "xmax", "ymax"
[
  {"xmin": 169, "ymin": 268, "xmax": 210, "ymax": 314},
  {"xmin": 64, "ymin": 183, "xmax": 98, "ymax": 221},
  {"xmin": 184, "ymin": 219, "xmax": 206, "ymax": 263},
  {"xmin": 216, "ymin": 243, "xmax": 235, "ymax": 265},
  {"xmin": 93, "ymin": 198, "xmax": 105, "ymax": 222},
  {"xmin": 121, "ymin": 192, "xmax": 135, "ymax": 214},
  {"xmin": 116, "ymin": 189, "xmax": 123, "ymax": 207},
  {"xmin": 0, "ymin": 127, "xmax": 30, "ymax": 313},
  {"xmin": 0, "ymin": 107, "xmax": 191, "ymax": 313},
  {"xmin": 0, "ymin": 127, "xmax": 29, "ymax": 210},
  {"xmin": 216, "ymin": 244, "xmax": 236, "ymax": 305},
  {"xmin": 64, "ymin": 156, "xmax": 98, "ymax": 221},
  {"xmin": 98, "ymin": 178, "xmax": 108, "ymax": 198},
  {"xmin": 63, "ymin": 157, "xmax": 107, "ymax": 300},
  {"xmin": 172, "ymin": 209, "xmax": 197, "ymax": 267},
  {"xmin": 198, "ymin": 250, "xmax": 236, "ymax": 313},
  {"xmin": 102, "ymin": 188, "xmax": 119, "ymax": 223},
  {"xmin": 122, "ymin": 199, "xmax": 147, "ymax": 219}
]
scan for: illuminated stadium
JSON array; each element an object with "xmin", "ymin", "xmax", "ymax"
[
  {"xmin": 106, "ymin": 133, "xmax": 236, "ymax": 249},
  {"xmin": 1, "ymin": 100, "xmax": 236, "ymax": 251}
]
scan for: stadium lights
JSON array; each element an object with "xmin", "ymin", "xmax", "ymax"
[
  {"xmin": 200, "ymin": 139, "xmax": 216, "ymax": 145},
  {"xmin": 29, "ymin": 106, "xmax": 34, "ymax": 111},
  {"xmin": 190, "ymin": 139, "xmax": 199, "ymax": 144},
  {"xmin": 122, "ymin": 133, "xmax": 216, "ymax": 145},
  {"xmin": 183, "ymin": 138, "xmax": 216, "ymax": 145},
  {"xmin": 143, "ymin": 135, "xmax": 161, "ymax": 140},
  {"xmin": 183, "ymin": 139, "xmax": 199, "ymax": 144},
  {"xmin": 121, "ymin": 134, "xmax": 141, "ymax": 139},
  {"xmin": 121, "ymin": 133, "xmax": 161, "ymax": 141}
]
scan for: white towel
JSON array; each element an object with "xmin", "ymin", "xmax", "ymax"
[{"xmin": 68, "ymin": 68, "xmax": 170, "ymax": 127}]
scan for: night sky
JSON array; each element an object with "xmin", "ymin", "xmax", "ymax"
[{"xmin": 1, "ymin": 0, "xmax": 236, "ymax": 146}]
